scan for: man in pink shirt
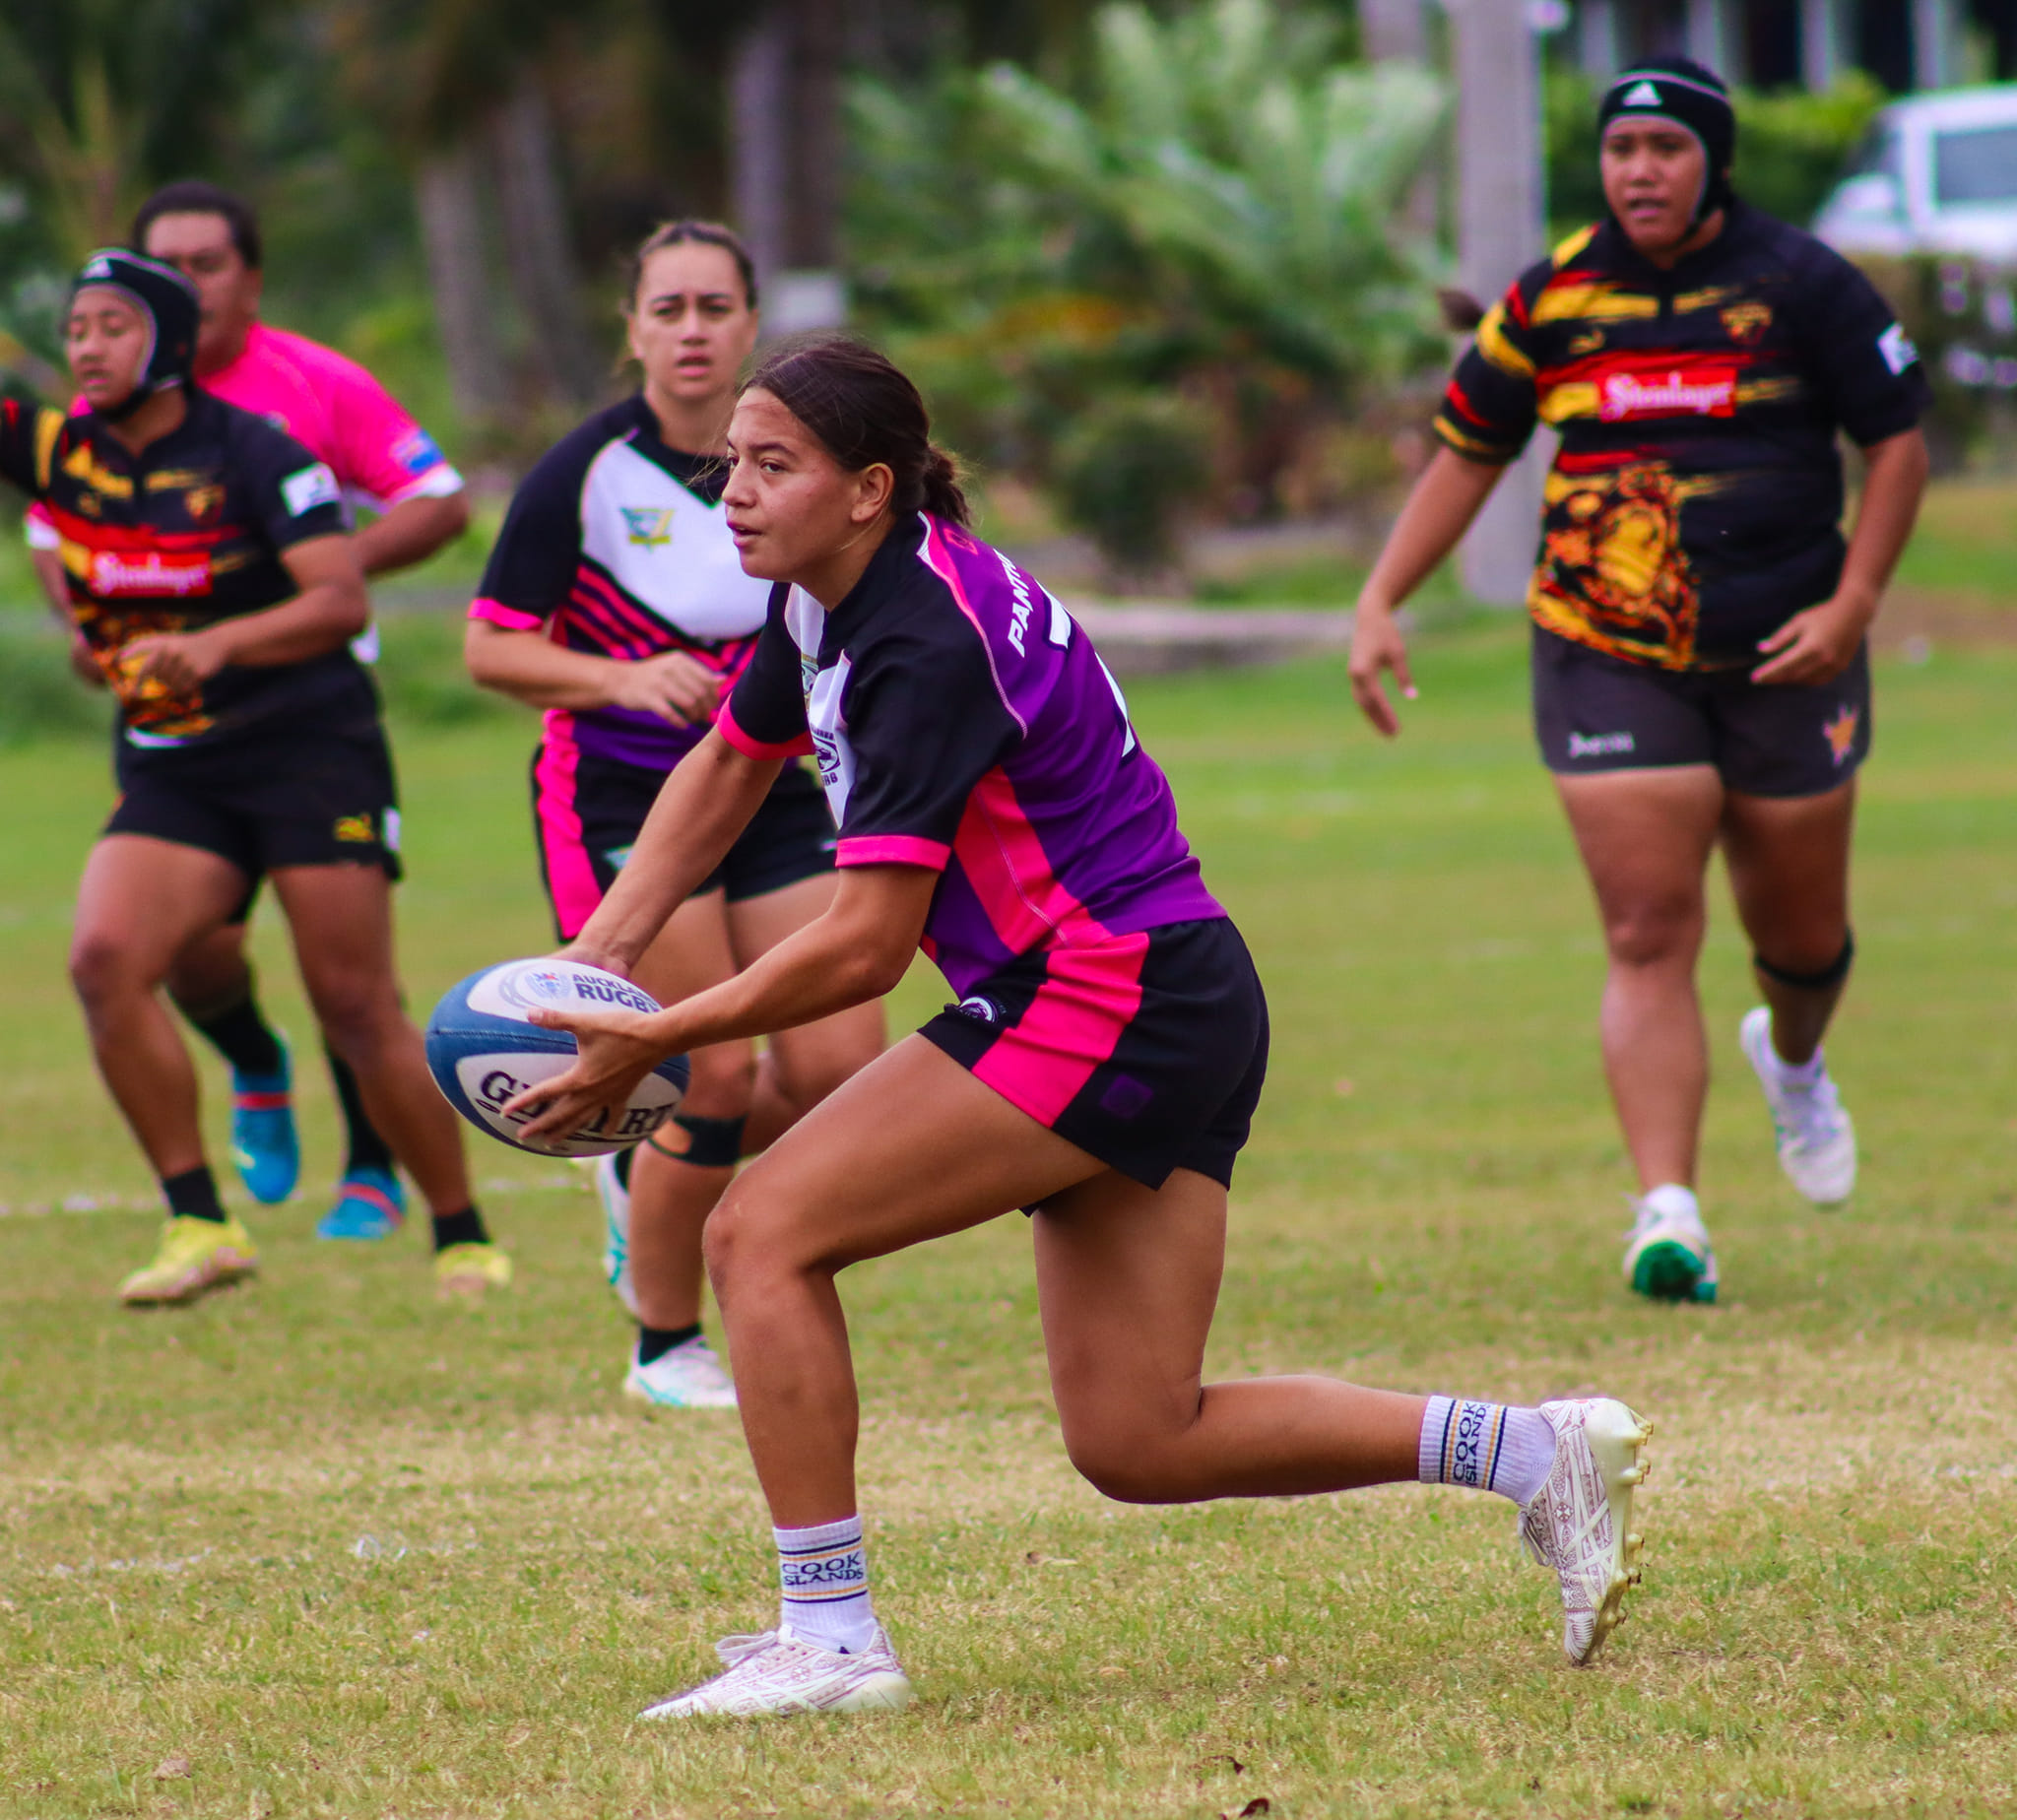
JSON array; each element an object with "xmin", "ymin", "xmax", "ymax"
[{"xmin": 31, "ymin": 180, "xmax": 471, "ymax": 1243}]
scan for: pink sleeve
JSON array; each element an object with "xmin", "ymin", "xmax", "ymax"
[
  {"xmin": 718, "ymin": 700, "xmax": 814, "ymax": 760},
  {"xmin": 469, "ymin": 596, "xmax": 547, "ymax": 630},
  {"xmin": 836, "ymin": 835, "xmax": 951, "ymax": 871},
  {"xmin": 319, "ymin": 349, "xmax": 462, "ymax": 508}
]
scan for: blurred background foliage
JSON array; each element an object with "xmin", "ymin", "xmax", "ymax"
[{"xmin": 0, "ymin": 0, "xmax": 2001, "ymax": 585}]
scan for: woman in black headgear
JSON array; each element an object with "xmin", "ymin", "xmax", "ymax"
[
  {"xmin": 1347, "ymin": 60, "xmax": 1931, "ymax": 1303},
  {"xmin": 0, "ymin": 249, "xmax": 501, "ymax": 1307}
]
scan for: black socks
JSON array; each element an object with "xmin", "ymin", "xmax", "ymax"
[
  {"xmin": 189, "ymin": 995, "xmax": 286, "ymax": 1079},
  {"xmin": 325, "ymin": 1042, "xmax": 397, "ymax": 1176},
  {"xmin": 429, "ymin": 1205, "xmax": 490, "ymax": 1253},
  {"xmin": 163, "ymin": 1165, "xmax": 228, "ymax": 1223},
  {"xmin": 638, "ymin": 1322, "xmax": 702, "ymax": 1365}
]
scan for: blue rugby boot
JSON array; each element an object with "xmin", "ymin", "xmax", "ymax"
[
  {"xmin": 229, "ymin": 1039, "xmax": 299, "ymax": 1204},
  {"xmin": 317, "ymin": 1166, "xmax": 407, "ymax": 1241}
]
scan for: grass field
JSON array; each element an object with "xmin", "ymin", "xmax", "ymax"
[{"xmin": 5, "ymin": 618, "xmax": 2017, "ymax": 1817}]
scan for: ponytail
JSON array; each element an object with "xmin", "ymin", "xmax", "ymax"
[{"xmin": 743, "ymin": 332, "xmax": 971, "ymax": 527}]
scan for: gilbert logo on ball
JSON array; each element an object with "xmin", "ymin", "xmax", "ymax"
[{"xmin": 424, "ymin": 958, "xmax": 689, "ymax": 1157}]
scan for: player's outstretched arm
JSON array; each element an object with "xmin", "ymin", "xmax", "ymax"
[
  {"xmin": 509, "ymin": 862, "xmax": 934, "ymax": 1141},
  {"xmin": 123, "ymin": 533, "xmax": 367, "ymax": 692},
  {"xmin": 1349, "ymin": 448, "xmax": 1503, "ymax": 737},
  {"xmin": 563, "ymin": 729, "xmax": 782, "ymax": 978},
  {"xmin": 357, "ymin": 491, "xmax": 469, "ymax": 577}
]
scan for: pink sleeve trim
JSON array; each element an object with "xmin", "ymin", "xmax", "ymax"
[
  {"xmin": 718, "ymin": 700, "xmax": 813, "ymax": 760},
  {"xmin": 468, "ymin": 596, "xmax": 546, "ymax": 630},
  {"xmin": 837, "ymin": 835, "xmax": 952, "ymax": 872}
]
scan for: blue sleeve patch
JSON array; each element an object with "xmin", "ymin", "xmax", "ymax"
[{"xmin": 396, "ymin": 428, "xmax": 445, "ymax": 474}]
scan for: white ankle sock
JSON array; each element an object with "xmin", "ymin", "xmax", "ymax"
[
  {"xmin": 1771, "ymin": 1042, "xmax": 1826, "ymax": 1088},
  {"xmin": 1418, "ymin": 1397, "xmax": 1558, "ymax": 1506},
  {"xmin": 775, "ymin": 1515, "xmax": 878, "ymax": 1655},
  {"xmin": 1639, "ymin": 1182, "xmax": 1700, "ymax": 1225}
]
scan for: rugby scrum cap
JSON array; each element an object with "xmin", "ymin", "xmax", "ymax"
[
  {"xmin": 1597, "ymin": 57, "xmax": 1736, "ymax": 223},
  {"xmin": 68, "ymin": 247, "xmax": 200, "ymax": 418}
]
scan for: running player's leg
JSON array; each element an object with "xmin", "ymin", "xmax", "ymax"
[
  {"xmin": 618, "ymin": 887, "xmax": 753, "ymax": 1404},
  {"xmin": 1554, "ymin": 767, "xmax": 1723, "ymax": 1192},
  {"xmin": 651, "ymin": 1037, "xmax": 1645, "ymax": 1715},
  {"xmin": 71, "ymin": 837, "xmax": 248, "ymax": 1179},
  {"xmin": 70, "ymin": 835, "xmax": 264, "ymax": 1302},
  {"xmin": 1723, "ymin": 777, "xmax": 1859, "ymax": 1202},
  {"xmin": 268, "ymin": 863, "xmax": 502, "ymax": 1288},
  {"xmin": 163, "ymin": 915, "xmax": 302, "ymax": 1207}
]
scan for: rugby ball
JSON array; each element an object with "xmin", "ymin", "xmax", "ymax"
[{"xmin": 424, "ymin": 958, "xmax": 689, "ymax": 1157}]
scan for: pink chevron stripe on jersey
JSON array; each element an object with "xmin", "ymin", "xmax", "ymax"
[
  {"xmin": 532, "ymin": 713, "xmax": 605, "ymax": 938},
  {"xmin": 836, "ymin": 834, "xmax": 951, "ymax": 870},
  {"xmin": 470, "ymin": 596, "xmax": 544, "ymax": 631},
  {"xmin": 952, "ymin": 766, "xmax": 1114, "ymax": 956},
  {"xmin": 972, "ymin": 930, "xmax": 1150, "ymax": 1125}
]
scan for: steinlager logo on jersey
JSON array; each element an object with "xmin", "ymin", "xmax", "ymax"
[{"xmin": 620, "ymin": 506, "xmax": 675, "ymax": 548}]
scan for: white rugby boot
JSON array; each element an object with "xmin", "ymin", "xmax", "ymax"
[
  {"xmin": 596, "ymin": 1151, "xmax": 639, "ymax": 1316},
  {"xmin": 638, "ymin": 1626, "xmax": 913, "ymax": 1718},
  {"xmin": 1622, "ymin": 1183, "xmax": 1720, "ymax": 1305},
  {"xmin": 624, "ymin": 1335, "xmax": 738, "ymax": 1409},
  {"xmin": 1739, "ymin": 1007, "xmax": 1856, "ymax": 1205},
  {"xmin": 1519, "ymin": 1397, "xmax": 1653, "ymax": 1665}
]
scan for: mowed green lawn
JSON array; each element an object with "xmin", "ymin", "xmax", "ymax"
[{"xmin": 4, "ymin": 621, "xmax": 2017, "ymax": 1819}]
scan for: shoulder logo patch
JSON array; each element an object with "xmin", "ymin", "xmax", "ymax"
[
  {"xmin": 281, "ymin": 462, "xmax": 341, "ymax": 517},
  {"xmin": 1877, "ymin": 322, "xmax": 1919, "ymax": 375},
  {"xmin": 1621, "ymin": 80, "xmax": 1662, "ymax": 106},
  {"xmin": 620, "ymin": 506, "xmax": 675, "ymax": 548}
]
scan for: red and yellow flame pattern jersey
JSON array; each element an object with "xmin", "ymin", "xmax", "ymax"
[
  {"xmin": 1434, "ymin": 203, "xmax": 1930, "ymax": 671},
  {"xmin": 0, "ymin": 389, "xmax": 355, "ymax": 745}
]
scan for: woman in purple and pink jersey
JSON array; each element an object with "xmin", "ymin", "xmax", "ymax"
[{"xmin": 504, "ymin": 336, "xmax": 1655, "ymax": 1718}]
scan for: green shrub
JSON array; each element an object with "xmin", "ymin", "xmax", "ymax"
[{"xmin": 1052, "ymin": 391, "xmax": 1214, "ymax": 576}]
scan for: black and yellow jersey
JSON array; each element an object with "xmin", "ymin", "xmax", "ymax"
[
  {"xmin": 1434, "ymin": 202, "xmax": 1930, "ymax": 671},
  {"xmin": 0, "ymin": 389, "xmax": 356, "ymax": 747}
]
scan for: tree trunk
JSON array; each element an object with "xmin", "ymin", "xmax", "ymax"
[
  {"xmin": 490, "ymin": 74, "xmax": 602, "ymax": 407},
  {"xmin": 416, "ymin": 139, "xmax": 512, "ymax": 429},
  {"xmin": 730, "ymin": 5, "xmax": 791, "ymax": 300}
]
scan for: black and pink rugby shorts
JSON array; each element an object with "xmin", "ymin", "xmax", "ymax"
[{"xmin": 920, "ymin": 917, "xmax": 1269, "ymax": 1190}]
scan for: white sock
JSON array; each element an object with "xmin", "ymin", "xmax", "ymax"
[
  {"xmin": 1768, "ymin": 1039, "xmax": 1826, "ymax": 1088},
  {"xmin": 1418, "ymin": 1397, "xmax": 1558, "ymax": 1506},
  {"xmin": 1639, "ymin": 1182, "xmax": 1701, "ymax": 1226},
  {"xmin": 775, "ymin": 1516, "xmax": 878, "ymax": 1655}
]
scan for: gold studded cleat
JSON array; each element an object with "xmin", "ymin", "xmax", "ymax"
[
  {"xmin": 118, "ymin": 1215, "xmax": 259, "ymax": 1307},
  {"xmin": 1519, "ymin": 1397, "xmax": 1653, "ymax": 1665},
  {"xmin": 433, "ymin": 1241, "xmax": 514, "ymax": 1300}
]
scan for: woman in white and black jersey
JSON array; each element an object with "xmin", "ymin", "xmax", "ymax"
[{"xmin": 465, "ymin": 222, "xmax": 884, "ymax": 1406}]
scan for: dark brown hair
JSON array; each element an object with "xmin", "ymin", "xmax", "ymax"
[
  {"xmin": 132, "ymin": 180, "xmax": 262, "ymax": 270},
  {"xmin": 627, "ymin": 220, "xmax": 758, "ymax": 310},
  {"xmin": 743, "ymin": 332, "xmax": 970, "ymax": 526}
]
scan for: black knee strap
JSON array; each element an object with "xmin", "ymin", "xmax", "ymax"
[
  {"xmin": 647, "ymin": 1113, "xmax": 748, "ymax": 1168},
  {"xmin": 1754, "ymin": 930, "xmax": 1854, "ymax": 992}
]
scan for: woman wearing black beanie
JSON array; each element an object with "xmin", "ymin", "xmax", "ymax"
[{"xmin": 1349, "ymin": 60, "xmax": 1932, "ymax": 1306}]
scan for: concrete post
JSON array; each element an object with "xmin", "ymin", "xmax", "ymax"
[
  {"xmin": 1577, "ymin": 0, "xmax": 1619, "ymax": 78},
  {"xmin": 1452, "ymin": 0, "xmax": 1549, "ymax": 606},
  {"xmin": 1912, "ymin": 0, "xmax": 1958, "ymax": 88},
  {"xmin": 1360, "ymin": 0, "xmax": 1428, "ymax": 63},
  {"xmin": 1800, "ymin": 0, "xmax": 1845, "ymax": 91},
  {"xmin": 730, "ymin": 8, "xmax": 791, "ymax": 302}
]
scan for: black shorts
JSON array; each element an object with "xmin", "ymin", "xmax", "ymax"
[
  {"xmin": 1532, "ymin": 626, "xmax": 1872, "ymax": 798},
  {"xmin": 105, "ymin": 725, "xmax": 402, "ymax": 910},
  {"xmin": 532, "ymin": 746, "xmax": 836, "ymax": 942},
  {"xmin": 921, "ymin": 917, "xmax": 1269, "ymax": 1192}
]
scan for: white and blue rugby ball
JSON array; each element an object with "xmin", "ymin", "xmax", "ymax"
[{"xmin": 424, "ymin": 958, "xmax": 689, "ymax": 1157}]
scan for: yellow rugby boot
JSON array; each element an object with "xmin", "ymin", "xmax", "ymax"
[
  {"xmin": 434, "ymin": 1241, "xmax": 514, "ymax": 1299},
  {"xmin": 119, "ymin": 1215, "xmax": 259, "ymax": 1307}
]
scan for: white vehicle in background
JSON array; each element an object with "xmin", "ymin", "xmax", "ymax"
[{"xmin": 1813, "ymin": 86, "xmax": 2017, "ymax": 262}]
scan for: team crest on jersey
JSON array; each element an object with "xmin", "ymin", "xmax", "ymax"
[
  {"xmin": 1721, "ymin": 301, "xmax": 1772, "ymax": 346},
  {"xmin": 1569, "ymin": 330, "xmax": 1605, "ymax": 356},
  {"xmin": 620, "ymin": 506, "xmax": 675, "ymax": 549},
  {"xmin": 184, "ymin": 483, "xmax": 225, "ymax": 522}
]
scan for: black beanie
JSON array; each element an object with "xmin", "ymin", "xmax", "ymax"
[
  {"xmin": 67, "ymin": 247, "xmax": 200, "ymax": 420},
  {"xmin": 1596, "ymin": 58, "xmax": 1736, "ymax": 225}
]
